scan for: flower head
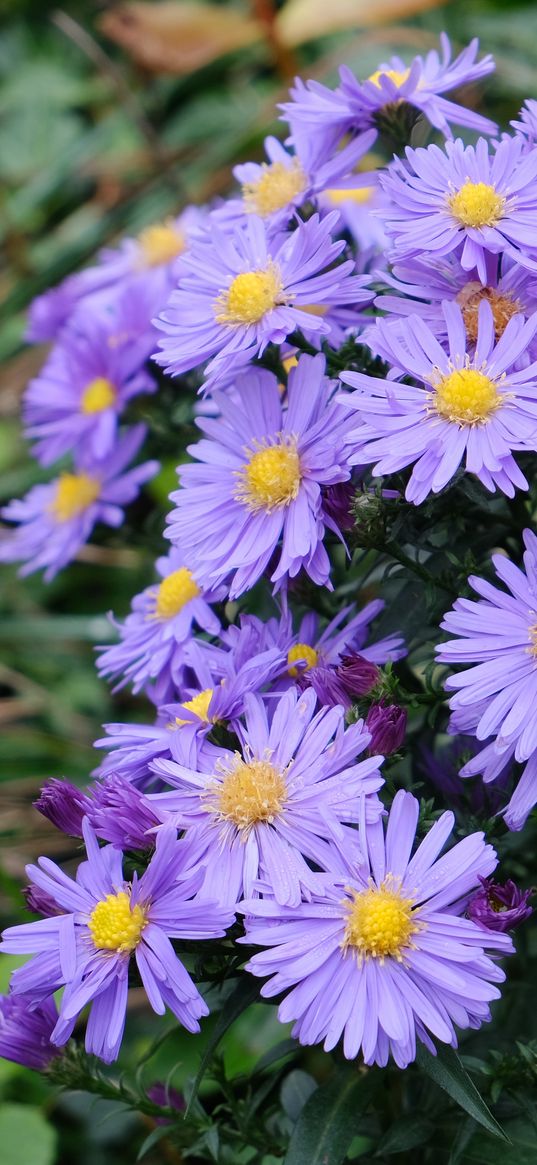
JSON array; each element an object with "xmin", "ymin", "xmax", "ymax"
[
  {"xmin": 0, "ymin": 995, "xmax": 60, "ymax": 1071},
  {"xmin": 467, "ymin": 876, "xmax": 532, "ymax": 933},
  {"xmin": 341, "ymin": 301, "xmax": 537, "ymax": 504},
  {"xmin": 0, "ymin": 821, "xmax": 234, "ymax": 1063},
  {"xmin": 153, "ymin": 214, "xmax": 371, "ymax": 391},
  {"xmin": 148, "ymin": 687, "xmax": 385, "ymax": 908},
  {"xmin": 34, "ymin": 778, "xmax": 91, "ymax": 838},
  {"xmin": 365, "ymin": 703, "xmax": 407, "ymax": 755},
  {"xmin": 240, "ymin": 790, "xmax": 512, "ymax": 1068},
  {"xmin": 0, "ymin": 426, "xmax": 158, "ymax": 580}
]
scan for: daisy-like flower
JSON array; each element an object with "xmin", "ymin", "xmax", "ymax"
[
  {"xmin": 147, "ymin": 687, "xmax": 385, "ymax": 909},
  {"xmin": 281, "ymin": 36, "xmax": 496, "ymax": 163},
  {"xmin": 0, "ymin": 821, "xmax": 234, "ymax": 1063},
  {"xmin": 97, "ymin": 548, "xmax": 226, "ymax": 702},
  {"xmin": 166, "ymin": 356, "xmax": 353, "ymax": 597},
  {"xmin": 380, "ymin": 136, "xmax": 537, "ymax": 283},
  {"xmin": 511, "ymin": 99, "xmax": 537, "ymax": 146},
  {"xmin": 284, "ymin": 601, "xmax": 406, "ymax": 678},
  {"xmin": 23, "ymin": 284, "xmax": 157, "ymax": 466},
  {"xmin": 0, "ymin": 995, "xmax": 60, "ymax": 1070},
  {"xmin": 27, "ymin": 208, "xmax": 206, "ymax": 344},
  {"xmin": 240, "ymin": 789, "xmax": 513, "ymax": 1068},
  {"xmin": 340, "ymin": 300, "xmax": 537, "ymax": 505},
  {"xmin": 153, "ymin": 214, "xmax": 371, "ymax": 391},
  {"xmin": 436, "ymin": 529, "xmax": 537, "ymax": 828},
  {"xmin": 0, "ymin": 426, "xmax": 158, "ymax": 581}
]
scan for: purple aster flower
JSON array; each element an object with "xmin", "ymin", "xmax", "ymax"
[
  {"xmin": 281, "ymin": 36, "xmax": 496, "ymax": 161},
  {"xmin": 240, "ymin": 789, "xmax": 513, "ymax": 1068},
  {"xmin": 0, "ymin": 425, "xmax": 158, "ymax": 581},
  {"xmin": 340, "ymin": 301, "xmax": 537, "ymax": 504},
  {"xmin": 153, "ymin": 214, "xmax": 371, "ymax": 391},
  {"xmin": 285, "ymin": 600, "xmax": 405, "ymax": 676},
  {"xmin": 165, "ymin": 356, "xmax": 353, "ymax": 597},
  {"xmin": 26, "ymin": 209, "xmax": 205, "ymax": 344},
  {"xmin": 34, "ymin": 778, "xmax": 91, "ymax": 838},
  {"xmin": 467, "ymin": 876, "xmax": 532, "ymax": 933},
  {"xmin": 97, "ymin": 548, "xmax": 226, "ymax": 703},
  {"xmin": 86, "ymin": 775, "xmax": 162, "ymax": 851},
  {"xmin": 436, "ymin": 529, "xmax": 537, "ymax": 827},
  {"xmin": 511, "ymin": 99, "xmax": 537, "ymax": 146},
  {"xmin": 318, "ymin": 180, "xmax": 390, "ymax": 254},
  {"xmin": 0, "ymin": 820, "xmax": 234, "ymax": 1063},
  {"xmin": 0, "ymin": 995, "xmax": 60, "ymax": 1070},
  {"xmin": 147, "ymin": 687, "xmax": 385, "ymax": 908},
  {"xmin": 365, "ymin": 703, "xmax": 407, "ymax": 755},
  {"xmin": 379, "ymin": 136, "xmax": 537, "ymax": 283},
  {"xmin": 23, "ymin": 283, "xmax": 157, "ymax": 466}
]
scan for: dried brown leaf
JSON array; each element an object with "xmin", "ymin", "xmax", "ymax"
[
  {"xmin": 275, "ymin": 0, "xmax": 442, "ymax": 49},
  {"xmin": 98, "ymin": 2, "xmax": 263, "ymax": 75}
]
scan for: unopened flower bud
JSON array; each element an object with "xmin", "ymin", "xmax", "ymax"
[
  {"xmin": 467, "ymin": 876, "xmax": 533, "ymax": 933},
  {"xmin": 365, "ymin": 702, "xmax": 407, "ymax": 755},
  {"xmin": 34, "ymin": 778, "xmax": 91, "ymax": 837}
]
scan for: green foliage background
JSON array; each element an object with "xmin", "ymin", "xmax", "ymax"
[{"xmin": 1, "ymin": 1, "xmax": 537, "ymax": 1161}]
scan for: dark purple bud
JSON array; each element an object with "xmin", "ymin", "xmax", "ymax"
[
  {"xmin": 323, "ymin": 482, "xmax": 356, "ymax": 532},
  {"xmin": 337, "ymin": 653, "xmax": 381, "ymax": 698},
  {"xmin": 296, "ymin": 665, "xmax": 351, "ymax": 709},
  {"xmin": 147, "ymin": 1082, "xmax": 185, "ymax": 1124},
  {"xmin": 34, "ymin": 778, "xmax": 92, "ymax": 837},
  {"xmin": 23, "ymin": 883, "xmax": 62, "ymax": 918},
  {"xmin": 467, "ymin": 876, "xmax": 533, "ymax": 933},
  {"xmin": 0, "ymin": 995, "xmax": 59, "ymax": 1070},
  {"xmin": 365, "ymin": 702, "xmax": 407, "ymax": 755},
  {"xmin": 88, "ymin": 774, "xmax": 159, "ymax": 850}
]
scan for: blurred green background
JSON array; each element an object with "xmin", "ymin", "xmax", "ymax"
[{"xmin": 1, "ymin": 0, "xmax": 536, "ymax": 1161}]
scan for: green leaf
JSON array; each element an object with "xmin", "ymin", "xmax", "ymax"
[
  {"xmin": 284, "ymin": 1067, "xmax": 378, "ymax": 1165},
  {"xmin": 416, "ymin": 1044, "xmax": 508, "ymax": 1141},
  {"xmin": 375, "ymin": 1114, "xmax": 434, "ymax": 1154},
  {"xmin": 136, "ymin": 1124, "xmax": 171, "ymax": 1161},
  {"xmin": 280, "ymin": 1070, "xmax": 317, "ymax": 1121},
  {"xmin": 185, "ymin": 975, "xmax": 260, "ymax": 1115},
  {"xmin": 0, "ymin": 1104, "xmax": 57, "ymax": 1165}
]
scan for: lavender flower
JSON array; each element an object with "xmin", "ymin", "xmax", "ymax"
[
  {"xmin": 153, "ymin": 214, "xmax": 371, "ymax": 391},
  {"xmin": 87, "ymin": 775, "xmax": 162, "ymax": 850},
  {"xmin": 240, "ymin": 790, "xmax": 513, "ymax": 1068},
  {"xmin": 0, "ymin": 426, "xmax": 158, "ymax": 581},
  {"xmin": 147, "ymin": 687, "xmax": 385, "ymax": 908},
  {"xmin": 0, "ymin": 995, "xmax": 59, "ymax": 1070},
  {"xmin": 1, "ymin": 821, "xmax": 234, "ymax": 1063},
  {"xmin": 467, "ymin": 876, "xmax": 532, "ymax": 933},
  {"xmin": 341, "ymin": 301, "xmax": 537, "ymax": 504},
  {"xmin": 34, "ymin": 778, "xmax": 91, "ymax": 837}
]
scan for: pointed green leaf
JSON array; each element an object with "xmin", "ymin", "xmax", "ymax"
[
  {"xmin": 284, "ymin": 1067, "xmax": 378, "ymax": 1165},
  {"xmin": 416, "ymin": 1044, "xmax": 508, "ymax": 1141},
  {"xmin": 185, "ymin": 975, "xmax": 260, "ymax": 1115}
]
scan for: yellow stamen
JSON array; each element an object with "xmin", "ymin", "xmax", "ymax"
[
  {"xmin": 432, "ymin": 367, "xmax": 500, "ymax": 426},
  {"xmin": 206, "ymin": 754, "xmax": 287, "ymax": 834},
  {"xmin": 242, "ymin": 160, "xmax": 307, "ymax": 218},
  {"xmin": 287, "ymin": 643, "xmax": 318, "ymax": 677},
  {"xmin": 282, "ymin": 355, "xmax": 298, "ymax": 374},
  {"xmin": 88, "ymin": 890, "xmax": 147, "ymax": 954},
  {"xmin": 367, "ymin": 68, "xmax": 410, "ymax": 89},
  {"xmin": 448, "ymin": 181, "xmax": 506, "ymax": 229},
  {"xmin": 324, "ymin": 186, "xmax": 374, "ymax": 206},
  {"xmin": 137, "ymin": 221, "xmax": 185, "ymax": 267},
  {"xmin": 456, "ymin": 282, "xmax": 521, "ymax": 344},
  {"xmin": 154, "ymin": 567, "xmax": 200, "ymax": 620},
  {"xmin": 80, "ymin": 377, "xmax": 117, "ymax": 415},
  {"xmin": 49, "ymin": 472, "xmax": 100, "ymax": 522},
  {"xmin": 175, "ymin": 688, "xmax": 215, "ymax": 726},
  {"xmin": 342, "ymin": 877, "xmax": 421, "ymax": 962},
  {"xmin": 235, "ymin": 436, "xmax": 301, "ymax": 512},
  {"xmin": 215, "ymin": 263, "xmax": 285, "ymax": 325}
]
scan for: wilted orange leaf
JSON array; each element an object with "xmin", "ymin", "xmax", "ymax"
[
  {"xmin": 275, "ymin": 0, "xmax": 442, "ymax": 48},
  {"xmin": 98, "ymin": 2, "xmax": 263, "ymax": 74}
]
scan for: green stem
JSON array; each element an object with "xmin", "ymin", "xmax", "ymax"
[{"xmin": 378, "ymin": 540, "xmax": 455, "ymax": 597}]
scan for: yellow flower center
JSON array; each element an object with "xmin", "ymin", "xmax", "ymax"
[
  {"xmin": 207, "ymin": 755, "xmax": 287, "ymax": 834},
  {"xmin": 80, "ymin": 376, "xmax": 117, "ymax": 415},
  {"xmin": 49, "ymin": 472, "xmax": 100, "ymax": 522},
  {"xmin": 154, "ymin": 567, "xmax": 200, "ymax": 620},
  {"xmin": 287, "ymin": 643, "xmax": 319, "ymax": 677},
  {"xmin": 456, "ymin": 282, "xmax": 521, "ymax": 344},
  {"xmin": 448, "ymin": 181, "xmax": 506, "ymax": 229},
  {"xmin": 242, "ymin": 160, "xmax": 307, "ymax": 218},
  {"xmin": 367, "ymin": 68, "xmax": 410, "ymax": 89},
  {"xmin": 235, "ymin": 436, "xmax": 301, "ymax": 512},
  {"xmin": 215, "ymin": 263, "xmax": 285, "ymax": 326},
  {"xmin": 175, "ymin": 688, "xmax": 215, "ymax": 726},
  {"xmin": 432, "ymin": 367, "xmax": 500, "ymax": 426},
  {"xmin": 342, "ymin": 878, "xmax": 420, "ymax": 961},
  {"xmin": 324, "ymin": 186, "xmax": 374, "ymax": 206},
  {"xmin": 282, "ymin": 354, "xmax": 298, "ymax": 374},
  {"xmin": 88, "ymin": 890, "xmax": 147, "ymax": 954},
  {"xmin": 137, "ymin": 221, "xmax": 185, "ymax": 267}
]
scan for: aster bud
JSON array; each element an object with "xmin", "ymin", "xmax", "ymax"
[
  {"xmin": 337, "ymin": 653, "xmax": 381, "ymax": 697},
  {"xmin": 23, "ymin": 883, "xmax": 62, "ymax": 918},
  {"xmin": 146, "ymin": 1082, "xmax": 185, "ymax": 1125},
  {"xmin": 322, "ymin": 482, "xmax": 356, "ymax": 532},
  {"xmin": 88, "ymin": 775, "xmax": 160, "ymax": 850},
  {"xmin": 467, "ymin": 876, "xmax": 533, "ymax": 933},
  {"xmin": 0, "ymin": 995, "xmax": 59, "ymax": 1071},
  {"xmin": 297, "ymin": 664, "xmax": 351, "ymax": 708},
  {"xmin": 365, "ymin": 702, "xmax": 407, "ymax": 755},
  {"xmin": 34, "ymin": 778, "xmax": 92, "ymax": 837}
]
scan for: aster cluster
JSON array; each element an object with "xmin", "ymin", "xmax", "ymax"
[{"xmin": 2, "ymin": 33, "xmax": 536, "ymax": 1117}]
